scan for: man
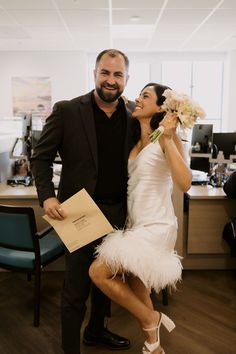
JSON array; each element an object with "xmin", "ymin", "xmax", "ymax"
[
  {"xmin": 222, "ymin": 170, "xmax": 236, "ymax": 256},
  {"xmin": 223, "ymin": 170, "xmax": 236, "ymax": 198},
  {"xmin": 31, "ymin": 49, "xmax": 135, "ymax": 354}
]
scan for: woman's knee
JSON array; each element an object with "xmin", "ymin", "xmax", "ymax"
[
  {"xmin": 89, "ymin": 259, "xmax": 114, "ymax": 288},
  {"xmin": 89, "ymin": 260, "xmax": 99, "ymax": 282},
  {"xmin": 89, "ymin": 259, "xmax": 107, "ymax": 287}
]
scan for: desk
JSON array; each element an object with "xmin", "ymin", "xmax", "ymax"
[
  {"xmin": 0, "ymin": 183, "xmax": 64, "ymax": 271},
  {"xmin": 183, "ymin": 185, "xmax": 236, "ymax": 269},
  {"xmin": 1, "ymin": 183, "xmax": 235, "ymax": 270},
  {"xmin": 0, "ymin": 184, "xmax": 47, "ymax": 231}
]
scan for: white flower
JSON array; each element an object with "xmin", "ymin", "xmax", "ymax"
[{"xmin": 150, "ymin": 89, "xmax": 205, "ymax": 143}]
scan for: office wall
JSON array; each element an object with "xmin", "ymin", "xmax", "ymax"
[
  {"xmin": 224, "ymin": 50, "xmax": 236, "ymax": 132},
  {"xmin": 0, "ymin": 50, "xmax": 236, "ymax": 128},
  {"xmin": 0, "ymin": 51, "xmax": 88, "ymax": 117}
]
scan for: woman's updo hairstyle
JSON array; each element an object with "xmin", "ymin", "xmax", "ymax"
[
  {"xmin": 131, "ymin": 82, "xmax": 172, "ymax": 145},
  {"xmin": 142, "ymin": 82, "xmax": 171, "ymax": 130}
]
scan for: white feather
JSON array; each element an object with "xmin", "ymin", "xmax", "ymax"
[{"xmin": 96, "ymin": 227, "xmax": 182, "ymax": 293}]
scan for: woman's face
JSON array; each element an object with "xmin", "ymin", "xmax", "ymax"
[{"xmin": 132, "ymin": 86, "xmax": 161, "ymax": 119}]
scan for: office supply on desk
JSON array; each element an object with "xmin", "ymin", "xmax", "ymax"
[
  {"xmin": 7, "ymin": 175, "xmax": 32, "ymax": 186},
  {"xmin": 191, "ymin": 169, "xmax": 208, "ymax": 185}
]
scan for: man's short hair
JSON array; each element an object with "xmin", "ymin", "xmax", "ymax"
[{"xmin": 95, "ymin": 49, "xmax": 129, "ymax": 72}]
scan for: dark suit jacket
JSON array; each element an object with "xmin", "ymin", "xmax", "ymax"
[
  {"xmin": 31, "ymin": 91, "xmax": 135, "ymax": 206},
  {"xmin": 223, "ymin": 170, "xmax": 236, "ymax": 198}
]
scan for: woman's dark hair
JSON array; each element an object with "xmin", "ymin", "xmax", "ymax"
[
  {"xmin": 143, "ymin": 82, "xmax": 171, "ymax": 130},
  {"xmin": 131, "ymin": 82, "xmax": 171, "ymax": 145}
]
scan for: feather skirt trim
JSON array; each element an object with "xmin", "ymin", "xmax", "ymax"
[{"xmin": 95, "ymin": 228, "xmax": 182, "ymax": 293}]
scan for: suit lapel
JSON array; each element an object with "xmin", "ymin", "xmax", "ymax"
[
  {"xmin": 79, "ymin": 92, "xmax": 98, "ymax": 171},
  {"xmin": 124, "ymin": 101, "xmax": 135, "ymax": 165}
]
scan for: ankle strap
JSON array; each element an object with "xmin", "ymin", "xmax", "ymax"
[{"xmin": 142, "ymin": 326, "xmax": 157, "ymax": 331}]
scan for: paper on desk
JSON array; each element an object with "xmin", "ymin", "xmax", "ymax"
[{"xmin": 43, "ymin": 188, "xmax": 113, "ymax": 253}]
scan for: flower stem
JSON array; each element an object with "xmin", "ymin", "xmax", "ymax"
[{"xmin": 149, "ymin": 126, "xmax": 164, "ymax": 143}]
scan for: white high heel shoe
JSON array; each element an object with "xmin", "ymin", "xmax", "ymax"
[{"xmin": 142, "ymin": 312, "xmax": 175, "ymax": 354}]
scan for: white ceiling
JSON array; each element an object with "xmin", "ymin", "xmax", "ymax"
[{"xmin": 0, "ymin": 0, "xmax": 236, "ymax": 52}]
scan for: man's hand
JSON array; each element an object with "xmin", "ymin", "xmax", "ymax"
[{"xmin": 43, "ymin": 197, "xmax": 66, "ymax": 220}]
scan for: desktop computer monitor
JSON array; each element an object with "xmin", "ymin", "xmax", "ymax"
[
  {"xmin": 22, "ymin": 115, "xmax": 31, "ymax": 138},
  {"xmin": 191, "ymin": 124, "xmax": 213, "ymax": 153},
  {"xmin": 190, "ymin": 124, "xmax": 213, "ymax": 173},
  {"xmin": 31, "ymin": 130, "xmax": 42, "ymax": 150},
  {"xmin": 212, "ymin": 132, "xmax": 236, "ymax": 159}
]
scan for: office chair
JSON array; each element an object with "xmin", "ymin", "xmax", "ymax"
[
  {"xmin": 162, "ymin": 288, "xmax": 168, "ymax": 306},
  {"xmin": 0, "ymin": 204, "xmax": 65, "ymax": 327},
  {"xmin": 151, "ymin": 288, "xmax": 168, "ymax": 306}
]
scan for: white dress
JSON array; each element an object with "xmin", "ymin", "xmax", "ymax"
[{"xmin": 96, "ymin": 141, "xmax": 182, "ymax": 293}]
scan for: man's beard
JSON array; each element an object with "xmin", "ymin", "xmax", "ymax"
[{"xmin": 96, "ymin": 85, "xmax": 123, "ymax": 102}]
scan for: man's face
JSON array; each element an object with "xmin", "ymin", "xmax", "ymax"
[{"xmin": 94, "ymin": 54, "xmax": 129, "ymax": 103}]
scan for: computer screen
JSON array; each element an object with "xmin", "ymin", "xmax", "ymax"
[
  {"xmin": 31, "ymin": 130, "xmax": 42, "ymax": 150},
  {"xmin": 190, "ymin": 156, "xmax": 210, "ymax": 173},
  {"xmin": 22, "ymin": 115, "xmax": 31, "ymax": 138},
  {"xmin": 191, "ymin": 124, "xmax": 213, "ymax": 153},
  {"xmin": 190, "ymin": 124, "xmax": 213, "ymax": 173},
  {"xmin": 212, "ymin": 132, "xmax": 236, "ymax": 159}
]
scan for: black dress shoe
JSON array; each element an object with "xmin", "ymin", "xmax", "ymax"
[{"xmin": 83, "ymin": 326, "xmax": 131, "ymax": 350}]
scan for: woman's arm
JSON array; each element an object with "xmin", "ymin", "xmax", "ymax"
[
  {"xmin": 173, "ymin": 133, "xmax": 189, "ymax": 163},
  {"xmin": 163, "ymin": 137, "xmax": 192, "ymax": 192},
  {"xmin": 159, "ymin": 114, "xmax": 192, "ymax": 192}
]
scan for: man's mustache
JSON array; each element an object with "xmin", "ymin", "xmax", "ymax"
[{"xmin": 102, "ymin": 83, "xmax": 118, "ymax": 89}]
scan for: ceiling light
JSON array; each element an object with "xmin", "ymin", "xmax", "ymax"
[{"xmin": 130, "ymin": 15, "xmax": 141, "ymax": 22}]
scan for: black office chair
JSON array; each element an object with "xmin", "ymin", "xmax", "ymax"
[
  {"xmin": 161, "ymin": 288, "xmax": 168, "ymax": 306},
  {"xmin": 0, "ymin": 204, "xmax": 65, "ymax": 327},
  {"xmin": 151, "ymin": 288, "xmax": 168, "ymax": 306}
]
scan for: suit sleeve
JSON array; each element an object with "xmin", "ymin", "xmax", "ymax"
[
  {"xmin": 30, "ymin": 102, "xmax": 64, "ymax": 206},
  {"xmin": 223, "ymin": 170, "xmax": 236, "ymax": 198}
]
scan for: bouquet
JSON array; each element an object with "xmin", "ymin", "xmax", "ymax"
[{"xmin": 149, "ymin": 89, "xmax": 206, "ymax": 143}]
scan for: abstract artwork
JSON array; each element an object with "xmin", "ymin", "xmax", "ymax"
[{"xmin": 12, "ymin": 76, "xmax": 51, "ymax": 119}]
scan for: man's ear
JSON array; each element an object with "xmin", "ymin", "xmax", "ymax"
[
  {"xmin": 93, "ymin": 69, "xmax": 96, "ymax": 80},
  {"xmin": 126, "ymin": 74, "xmax": 130, "ymax": 84}
]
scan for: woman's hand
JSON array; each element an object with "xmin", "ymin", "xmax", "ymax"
[{"xmin": 159, "ymin": 112, "xmax": 178, "ymax": 139}]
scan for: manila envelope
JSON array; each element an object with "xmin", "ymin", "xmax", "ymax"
[{"xmin": 43, "ymin": 188, "xmax": 113, "ymax": 253}]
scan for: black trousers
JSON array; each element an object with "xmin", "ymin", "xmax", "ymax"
[{"xmin": 61, "ymin": 201, "xmax": 126, "ymax": 354}]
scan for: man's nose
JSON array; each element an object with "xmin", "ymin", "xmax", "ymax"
[{"xmin": 106, "ymin": 75, "xmax": 116, "ymax": 85}]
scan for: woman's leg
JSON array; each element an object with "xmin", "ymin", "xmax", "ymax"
[
  {"xmin": 89, "ymin": 259, "xmax": 159, "ymax": 344},
  {"xmin": 127, "ymin": 275, "xmax": 154, "ymax": 310},
  {"xmin": 127, "ymin": 276, "xmax": 165, "ymax": 353}
]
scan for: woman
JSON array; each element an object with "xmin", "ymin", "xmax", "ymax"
[{"xmin": 89, "ymin": 83, "xmax": 192, "ymax": 354}]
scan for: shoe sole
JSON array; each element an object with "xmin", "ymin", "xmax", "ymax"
[{"xmin": 83, "ymin": 339, "xmax": 131, "ymax": 351}]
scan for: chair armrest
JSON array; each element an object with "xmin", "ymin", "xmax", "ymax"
[{"xmin": 36, "ymin": 226, "xmax": 54, "ymax": 238}]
